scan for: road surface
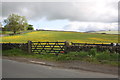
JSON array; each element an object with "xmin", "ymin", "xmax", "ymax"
[{"xmin": 2, "ymin": 59, "xmax": 118, "ymax": 78}]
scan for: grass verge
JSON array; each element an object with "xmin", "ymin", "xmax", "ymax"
[{"xmin": 2, "ymin": 48, "xmax": 120, "ymax": 66}]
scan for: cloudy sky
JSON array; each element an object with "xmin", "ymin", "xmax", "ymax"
[{"xmin": 0, "ymin": 0, "xmax": 119, "ymax": 32}]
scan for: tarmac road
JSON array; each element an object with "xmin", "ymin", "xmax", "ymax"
[{"xmin": 2, "ymin": 59, "xmax": 118, "ymax": 78}]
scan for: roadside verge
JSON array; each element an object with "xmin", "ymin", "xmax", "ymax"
[{"xmin": 3, "ymin": 56, "xmax": 118, "ymax": 75}]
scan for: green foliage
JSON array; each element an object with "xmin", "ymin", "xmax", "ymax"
[
  {"xmin": 26, "ymin": 25, "xmax": 34, "ymax": 30},
  {"xmin": 103, "ymin": 50, "xmax": 110, "ymax": 54},
  {"xmin": 4, "ymin": 14, "xmax": 28, "ymax": 34},
  {"xmin": 73, "ymin": 51, "xmax": 89, "ymax": 59},
  {"xmin": 2, "ymin": 48, "xmax": 28, "ymax": 56},
  {"xmin": 2, "ymin": 31, "xmax": 6, "ymax": 34},
  {"xmin": 56, "ymin": 52, "xmax": 89, "ymax": 61},
  {"xmin": 2, "ymin": 48, "xmax": 119, "ymax": 66},
  {"xmin": 109, "ymin": 54, "xmax": 119, "ymax": 61},
  {"xmin": 95, "ymin": 50, "xmax": 119, "ymax": 61},
  {"xmin": 2, "ymin": 49, "xmax": 57, "ymax": 62},
  {"xmin": 88, "ymin": 48, "xmax": 97, "ymax": 57},
  {"xmin": 96, "ymin": 53, "xmax": 110, "ymax": 60},
  {"xmin": 95, "ymin": 50, "xmax": 109, "ymax": 60}
]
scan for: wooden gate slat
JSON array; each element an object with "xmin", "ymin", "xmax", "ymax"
[{"xmin": 31, "ymin": 41, "xmax": 66, "ymax": 54}]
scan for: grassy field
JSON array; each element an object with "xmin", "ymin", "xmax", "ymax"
[
  {"xmin": 1, "ymin": 31, "xmax": 119, "ymax": 43},
  {"xmin": 91, "ymin": 31, "xmax": 119, "ymax": 34},
  {"xmin": 1, "ymin": 31, "xmax": 13, "ymax": 34}
]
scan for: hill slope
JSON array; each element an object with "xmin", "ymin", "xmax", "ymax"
[
  {"xmin": 1, "ymin": 31, "xmax": 118, "ymax": 43},
  {"xmin": 90, "ymin": 31, "xmax": 119, "ymax": 34}
]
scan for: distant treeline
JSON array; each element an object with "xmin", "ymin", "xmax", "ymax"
[{"xmin": 36, "ymin": 29, "xmax": 77, "ymax": 32}]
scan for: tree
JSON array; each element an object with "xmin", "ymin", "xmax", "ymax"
[
  {"xmin": 4, "ymin": 14, "xmax": 28, "ymax": 34},
  {"xmin": 26, "ymin": 24, "xmax": 34, "ymax": 30}
]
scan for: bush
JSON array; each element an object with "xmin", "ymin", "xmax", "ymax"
[
  {"xmin": 88, "ymin": 48, "xmax": 97, "ymax": 57},
  {"xmin": 103, "ymin": 50, "xmax": 110, "ymax": 54},
  {"xmin": 26, "ymin": 25, "xmax": 34, "ymax": 30}
]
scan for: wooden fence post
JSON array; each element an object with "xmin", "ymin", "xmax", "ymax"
[
  {"xmin": 28, "ymin": 40, "xmax": 32, "ymax": 54},
  {"xmin": 65, "ymin": 41, "xmax": 69, "ymax": 53}
]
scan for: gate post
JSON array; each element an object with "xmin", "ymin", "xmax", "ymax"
[
  {"xmin": 65, "ymin": 41, "xmax": 69, "ymax": 54},
  {"xmin": 28, "ymin": 40, "xmax": 32, "ymax": 54}
]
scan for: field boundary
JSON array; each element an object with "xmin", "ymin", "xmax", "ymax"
[{"xmin": 2, "ymin": 41, "xmax": 120, "ymax": 54}]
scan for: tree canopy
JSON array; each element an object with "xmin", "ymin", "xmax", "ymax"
[
  {"xmin": 26, "ymin": 24, "xmax": 34, "ymax": 30},
  {"xmin": 4, "ymin": 14, "xmax": 28, "ymax": 34}
]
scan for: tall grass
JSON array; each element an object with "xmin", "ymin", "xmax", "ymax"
[{"xmin": 2, "ymin": 48, "xmax": 120, "ymax": 66}]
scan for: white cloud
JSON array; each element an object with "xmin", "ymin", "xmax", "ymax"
[
  {"xmin": 2, "ymin": 1, "xmax": 118, "ymax": 22},
  {"xmin": 1, "ymin": 1, "xmax": 118, "ymax": 32},
  {"xmin": 2, "ymin": 0, "xmax": 119, "ymax": 2},
  {"xmin": 64, "ymin": 22, "xmax": 118, "ymax": 32}
]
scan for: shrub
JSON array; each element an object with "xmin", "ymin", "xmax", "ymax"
[
  {"xmin": 26, "ymin": 25, "xmax": 34, "ymax": 30},
  {"xmin": 103, "ymin": 50, "xmax": 110, "ymax": 54},
  {"xmin": 88, "ymin": 48, "xmax": 97, "ymax": 57}
]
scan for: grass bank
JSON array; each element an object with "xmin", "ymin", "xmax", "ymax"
[{"xmin": 2, "ymin": 48, "xmax": 120, "ymax": 66}]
